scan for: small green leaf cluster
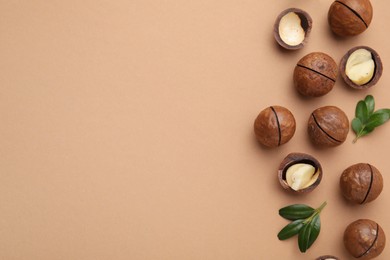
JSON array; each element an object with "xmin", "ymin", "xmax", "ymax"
[
  {"xmin": 352, "ymin": 95, "xmax": 390, "ymax": 143},
  {"xmin": 277, "ymin": 201, "xmax": 326, "ymax": 253}
]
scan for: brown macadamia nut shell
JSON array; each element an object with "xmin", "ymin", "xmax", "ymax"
[
  {"xmin": 340, "ymin": 46, "xmax": 383, "ymax": 89},
  {"xmin": 344, "ymin": 219, "xmax": 386, "ymax": 259},
  {"xmin": 316, "ymin": 256, "xmax": 339, "ymax": 260},
  {"xmin": 328, "ymin": 0, "xmax": 373, "ymax": 37},
  {"xmin": 254, "ymin": 106, "xmax": 296, "ymax": 148},
  {"xmin": 340, "ymin": 163, "xmax": 383, "ymax": 204},
  {"xmin": 308, "ymin": 106, "xmax": 349, "ymax": 147},
  {"xmin": 278, "ymin": 152, "xmax": 322, "ymax": 193},
  {"xmin": 273, "ymin": 8, "xmax": 312, "ymax": 50},
  {"xmin": 294, "ymin": 52, "xmax": 338, "ymax": 97}
]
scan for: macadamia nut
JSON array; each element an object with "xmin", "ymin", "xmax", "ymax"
[
  {"xmin": 278, "ymin": 153, "xmax": 322, "ymax": 193},
  {"xmin": 344, "ymin": 219, "xmax": 386, "ymax": 259},
  {"xmin": 340, "ymin": 46, "xmax": 383, "ymax": 89},
  {"xmin": 274, "ymin": 8, "xmax": 312, "ymax": 50},
  {"xmin": 308, "ymin": 106, "xmax": 349, "ymax": 147},
  {"xmin": 328, "ymin": 0, "xmax": 373, "ymax": 37},
  {"xmin": 340, "ymin": 163, "xmax": 383, "ymax": 204},
  {"xmin": 294, "ymin": 52, "xmax": 338, "ymax": 97}
]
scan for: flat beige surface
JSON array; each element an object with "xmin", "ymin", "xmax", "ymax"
[{"xmin": 1, "ymin": 0, "xmax": 390, "ymax": 259}]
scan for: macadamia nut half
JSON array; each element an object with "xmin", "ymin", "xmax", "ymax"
[
  {"xmin": 340, "ymin": 46, "xmax": 383, "ymax": 89},
  {"xmin": 316, "ymin": 256, "xmax": 339, "ymax": 260},
  {"xmin": 274, "ymin": 8, "xmax": 312, "ymax": 50},
  {"xmin": 279, "ymin": 12, "xmax": 305, "ymax": 46},
  {"xmin": 278, "ymin": 153, "xmax": 322, "ymax": 193}
]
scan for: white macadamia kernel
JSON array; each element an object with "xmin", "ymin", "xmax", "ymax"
[
  {"xmin": 286, "ymin": 163, "xmax": 318, "ymax": 191},
  {"xmin": 278, "ymin": 12, "xmax": 305, "ymax": 46},
  {"xmin": 346, "ymin": 49, "xmax": 375, "ymax": 85}
]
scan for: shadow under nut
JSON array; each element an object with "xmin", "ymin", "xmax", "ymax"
[
  {"xmin": 308, "ymin": 106, "xmax": 349, "ymax": 147},
  {"xmin": 254, "ymin": 106, "xmax": 296, "ymax": 148}
]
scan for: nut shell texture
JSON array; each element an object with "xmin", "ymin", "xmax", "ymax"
[
  {"xmin": 328, "ymin": 0, "xmax": 373, "ymax": 36},
  {"xmin": 254, "ymin": 106, "xmax": 296, "ymax": 148},
  {"xmin": 294, "ymin": 52, "xmax": 338, "ymax": 97},
  {"xmin": 308, "ymin": 106, "xmax": 349, "ymax": 147},
  {"xmin": 344, "ymin": 219, "xmax": 386, "ymax": 259},
  {"xmin": 340, "ymin": 163, "xmax": 383, "ymax": 204}
]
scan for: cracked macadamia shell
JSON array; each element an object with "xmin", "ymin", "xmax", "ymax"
[
  {"xmin": 344, "ymin": 219, "xmax": 386, "ymax": 259},
  {"xmin": 340, "ymin": 46, "xmax": 383, "ymax": 89},
  {"xmin": 328, "ymin": 0, "xmax": 373, "ymax": 37},
  {"xmin": 308, "ymin": 106, "xmax": 349, "ymax": 147},
  {"xmin": 294, "ymin": 52, "xmax": 338, "ymax": 97},
  {"xmin": 274, "ymin": 8, "xmax": 312, "ymax": 50},
  {"xmin": 278, "ymin": 152, "xmax": 322, "ymax": 193},
  {"xmin": 254, "ymin": 106, "xmax": 296, "ymax": 148},
  {"xmin": 316, "ymin": 256, "xmax": 339, "ymax": 260},
  {"xmin": 340, "ymin": 163, "xmax": 383, "ymax": 204}
]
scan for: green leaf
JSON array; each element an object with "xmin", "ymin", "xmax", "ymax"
[
  {"xmin": 298, "ymin": 222, "xmax": 310, "ymax": 253},
  {"xmin": 356, "ymin": 101, "xmax": 369, "ymax": 123},
  {"xmin": 364, "ymin": 95, "xmax": 375, "ymax": 116},
  {"xmin": 353, "ymin": 95, "xmax": 390, "ymax": 143},
  {"xmin": 365, "ymin": 112, "xmax": 390, "ymax": 129},
  {"xmin": 353, "ymin": 125, "xmax": 376, "ymax": 143},
  {"xmin": 351, "ymin": 117, "xmax": 363, "ymax": 134},
  {"xmin": 277, "ymin": 219, "xmax": 305, "ymax": 240},
  {"xmin": 277, "ymin": 202, "xmax": 326, "ymax": 252},
  {"xmin": 307, "ymin": 215, "xmax": 321, "ymax": 249},
  {"xmin": 361, "ymin": 126, "xmax": 375, "ymax": 135},
  {"xmin": 279, "ymin": 204, "xmax": 315, "ymax": 220},
  {"xmin": 374, "ymin": 108, "xmax": 390, "ymax": 117},
  {"xmin": 298, "ymin": 215, "xmax": 321, "ymax": 253}
]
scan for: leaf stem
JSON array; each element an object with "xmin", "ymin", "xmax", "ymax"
[
  {"xmin": 316, "ymin": 201, "xmax": 327, "ymax": 213},
  {"xmin": 304, "ymin": 201, "xmax": 326, "ymax": 224},
  {"xmin": 353, "ymin": 128, "xmax": 365, "ymax": 143}
]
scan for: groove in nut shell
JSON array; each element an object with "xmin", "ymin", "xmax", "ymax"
[
  {"xmin": 361, "ymin": 164, "xmax": 374, "ymax": 204},
  {"xmin": 335, "ymin": 0, "xmax": 368, "ymax": 28},
  {"xmin": 297, "ymin": 64, "xmax": 336, "ymax": 82},
  {"xmin": 270, "ymin": 106, "xmax": 282, "ymax": 146},
  {"xmin": 357, "ymin": 223, "xmax": 379, "ymax": 258},
  {"xmin": 311, "ymin": 113, "xmax": 342, "ymax": 143}
]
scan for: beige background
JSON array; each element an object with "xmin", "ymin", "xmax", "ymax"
[{"xmin": 1, "ymin": 0, "xmax": 390, "ymax": 259}]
